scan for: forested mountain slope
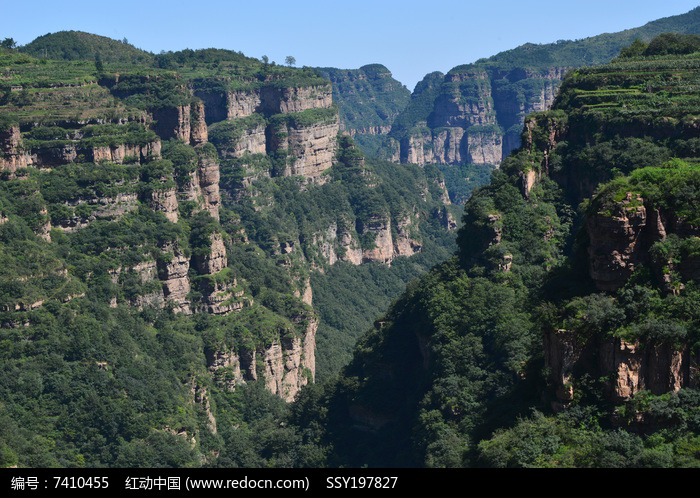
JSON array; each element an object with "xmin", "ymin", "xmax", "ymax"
[
  {"xmin": 0, "ymin": 39, "xmax": 457, "ymax": 467},
  {"xmin": 308, "ymin": 35, "xmax": 700, "ymax": 468},
  {"xmin": 316, "ymin": 64, "xmax": 410, "ymax": 158},
  {"xmin": 3, "ymin": 22, "xmax": 700, "ymax": 470}
]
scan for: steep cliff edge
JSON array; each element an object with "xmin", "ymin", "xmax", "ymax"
[
  {"xmin": 0, "ymin": 42, "xmax": 458, "ymax": 431},
  {"xmin": 387, "ymin": 65, "xmax": 568, "ymax": 168}
]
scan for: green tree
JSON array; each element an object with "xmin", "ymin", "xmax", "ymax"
[
  {"xmin": 285, "ymin": 55, "xmax": 296, "ymax": 67},
  {"xmin": 1, "ymin": 38, "xmax": 16, "ymax": 50},
  {"xmin": 619, "ymin": 38, "xmax": 648, "ymax": 58}
]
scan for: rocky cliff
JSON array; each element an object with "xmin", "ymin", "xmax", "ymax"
[
  {"xmin": 317, "ymin": 37, "xmax": 700, "ymax": 468},
  {"xmin": 544, "ymin": 328, "xmax": 700, "ymax": 405},
  {"xmin": 380, "ymin": 7, "xmax": 700, "ymax": 171},
  {"xmin": 206, "ymin": 315, "xmax": 316, "ymax": 402},
  {"xmin": 0, "ymin": 51, "xmax": 343, "ymax": 404},
  {"xmin": 387, "ymin": 66, "xmax": 567, "ymax": 167}
]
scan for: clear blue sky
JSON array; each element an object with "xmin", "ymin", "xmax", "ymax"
[{"xmin": 2, "ymin": 1, "xmax": 699, "ymax": 91}]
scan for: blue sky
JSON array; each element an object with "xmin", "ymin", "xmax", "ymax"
[{"xmin": 2, "ymin": 1, "xmax": 699, "ymax": 91}]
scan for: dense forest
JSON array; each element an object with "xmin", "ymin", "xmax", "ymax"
[{"xmin": 1, "ymin": 13, "xmax": 700, "ymax": 470}]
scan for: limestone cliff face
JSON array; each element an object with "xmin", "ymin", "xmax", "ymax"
[
  {"xmin": 217, "ymin": 122, "xmax": 267, "ymax": 159},
  {"xmin": 393, "ymin": 214, "xmax": 422, "ymax": 257},
  {"xmin": 196, "ymin": 152, "xmax": 221, "ymax": 220},
  {"xmin": 309, "ymin": 212, "xmax": 421, "ymax": 268},
  {"xmin": 109, "ymin": 259, "xmax": 164, "ymax": 309},
  {"xmin": 393, "ymin": 66, "xmax": 568, "ymax": 167},
  {"xmin": 269, "ymin": 118, "xmax": 339, "ymax": 182},
  {"xmin": 206, "ymin": 317, "xmax": 317, "ymax": 402},
  {"xmin": 316, "ymin": 64, "xmax": 411, "ymax": 149},
  {"xmin": 157, "ymin": 242, "xmax": 192, "ymax": 314},
  {"xmin": 223, "ymin": 90, "xmax": 262, "ymax": 120},
  {"xmin": 586, "ymin": 195, "xmax": 700, "ymax": 293},
  {"xmin": 518, "ymin": 111, "xmax": 569, "ymax": 191},
  {"xmin": 262, "ymin": 85, "xmax": 333, "ymax": 115},
  {"xmin": 313, "ymin": 222, "xmax": 363, "ymax": 266},
  {"xmin": 0, "ymin": 124, "xmax": 162, "ymax": 172},
  {"xmin": 586, "ymin": 194, "xmax": 649, "ymax": 292},
  {"xmin": 358, "ymin": 214, "xmax": 421, "ymax": 264},
  {"xmin": 151, "ymin": 102, "xmax": 209, "ymax": 147},
  {"xmin": 358, "ymin": 216, "xmax": 395, "ymax": 265},
  {"xmin": 190, "ymin": 232, "xmax": 246, "ymax": 315},
  {"xmin": 544, "ymin": 329, "xmax": 700, "ymax": 406},
  {"xmin": 171, "ymin": 146, "xmax": 221, "ymax": 220},
  {"xmin": 206, "ymin": 348, "xmax": 255, "ymax": 390},
  {"xmin": 400, "ymin": 126, "xmax": 503, "ymax": 166},
  {"xmin": 201, "ymin": 82, "xmax": 339, "ymax": 184},
  {"xmin": 197, "ymin": 83, "xmax": 332, "ymax": 121},
  {"xmin": 90, "ymin": 140, "xmax": 162, "ymax": 164},
  {"xmin": 197, "ymin": 278, "xmax": 245, "ymax": 315},
  {"xmin": 190, "ymin": 101, "xmax": 209, "ymax": 146},
  {"xmin": 148, "ymin": 187, "xmax": 179, "ymax": 223},
  {"xmin": 1, "ymin": 71, "xmax": 326, "ymax": 405},
  {"xmin": 263, "ymin": 319, "xmax": 317, "ymax": 402},
  {"xmin": 193, "ymin": 233, "xmax": 228, "ymax": 275},
  {"xmin": 430, "ymin": 70, "xmax": 495, "ymax": 128},
  {"xmin": 0, "ymin": 125, "xmax": 30, "ymax": 173}
]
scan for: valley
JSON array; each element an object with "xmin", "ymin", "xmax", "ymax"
[{"xmin": 2, "ymin": 7, "xmax": 700, "ymax": 469}]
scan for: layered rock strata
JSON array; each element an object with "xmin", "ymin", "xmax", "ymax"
[
  {"xmin": 392, "ymin": 66, "xmax": 568, "ymax": 167},
  {"xmin": 544, "ymin": 329, "xmax": 700, "ymax": 407},
  {"xmin": 196, "ymin": 84, "xmax": 332, "ymax": 121},
  {"xmin": 206, "ymin": 317, "xmax": 317, "ymax": 402},
  {"xmin": 586, "ymin": 195, "xmax": 700, "ymax": 292}
]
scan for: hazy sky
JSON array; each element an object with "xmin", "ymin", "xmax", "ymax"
[{"xmin": 2, "ymin": 1, "xmax": 699, "ymax": 91}]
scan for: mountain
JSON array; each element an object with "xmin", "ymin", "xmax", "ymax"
[
  {"xmin": 385, "ymin": 7, "xmax": 700, "ymax": 170},
  {"xmin": 0, "ymin": 41, "xmax": 456, "ymax": 467},
  {"xmin": 3, "ymin": 17, "xmax": 700, "ymax": 470},
  {"xmin": 310, "ymin": 36, "xmax": 700, "ymax": 468},
  {"xmin": 357, "ymin": 7, "xmax": 700, "ymax": 204},
  {"xmin": 19, "ymin": 30, "xmax": 155, "ymax": 65}
]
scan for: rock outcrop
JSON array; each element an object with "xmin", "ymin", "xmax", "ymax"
[
  {"xmin": 391, "ymin": 66, "xmax": 568, "ymax": 167},
  {"xmin": 206, "ymin": 316, "xmax": 317, "ymax": 402},
  {"xmin": 157, "ymin": 243, "xmax": 192, "ymax": 314},
  {"xmin": 148, "ymin": 187, "xmax": 179, "ymax": 223},
  {"xmin": 312, "ymin": 222, "xmax": 363, "ymax": 266},
  {"xmin": 359, "ymin": 216, "xmax": 395, "ymax": 264},
  {"xmin": 268, "ymin": 116, "xmax": 339, "ymax": 182},
  {"xmin": 586, "ymin": 194, "xmax": 649, "ymax": 292},
  {"xmin": 393, "ymin": 214, "xmax": 422, "ymax": 257},
  {"xmin": 203, "ymin": 83, "xmax": 340, "ymax": 184},
  {"xmin": 358, "ymin": 214, "xmax": 421, "ymax": 264},
  {"xmin": 0, "ymin": 125, "xmax": 29, "ymax": 173},
  {"xmin": 544, "ymin": 329, "xmax": 700, "ymax": 407},
  {"xmin": 152, "ymin": 102, "xmax": 209, "ymax": 147},
  {"xmin": 196, "ymin": 152, "xmax": 221, "ymax": 220},
  {"xmin": 196, "ymin": 83, "xmax": 332, "ymax": 122},
  {"xmin": 316, "ymin": 64, "xmax": 411, "ymax": 153},
  {"xmin": 586, "ymin": 194, "xmax": 700, "ymax": 293}
]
